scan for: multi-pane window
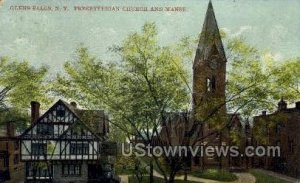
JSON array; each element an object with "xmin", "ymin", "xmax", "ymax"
[
  {"xmin": 57, "ymin": 109, "xmax": 66, "ymax": 117},
  {"xmin": 70, "ymin": 142, "xmax": 89, "ymax": 155},
  {"xmin": 62, "ymin": 164, "xmax": 81, "ymax": 175},
  {"xmin": 14, "ymin": 154, "xmax": 19, "ymax": 164},
  {"xmin": 26, "ymin": 162, "xmax": 51, "ymax": 177},
  {"xmin": 37, "ymin": 124, "xmax": 54, "ymax": 135},
  {"xmin": 31, "ymin": 143, "xmax": 47, "ymax": 155},
  {"xmin": 3, "ymin": 156, "xmax": 9, "ymax": 167},
  {"xmin": 56, "ymin": 105, "xmax": 66, "ymax": 122}
]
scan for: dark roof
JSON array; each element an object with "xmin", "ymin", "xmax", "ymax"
[
  {"xmin": 60, "ymin": 100, "xmax": 107, "ymax": 131},
  {"xmin": 194, "ymin": 0, "xmax": 226, "ymax": 67}
]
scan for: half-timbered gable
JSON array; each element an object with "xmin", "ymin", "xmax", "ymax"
[
  {"xmin": 20, "ymin": 100, "xmax": 102, "ymax": 162},
  {"xmin": 21, "ymin": 100, "xmax": 80, "ymax": 140}
]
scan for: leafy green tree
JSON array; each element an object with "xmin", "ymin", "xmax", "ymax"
[
  {"xmin": 52, "ymin": 22, "xmax": 190, "ymax": 182},
  {"xmin": 226, "ymin": 37, "xmax": 300, "ymax": 118},
  {"xmin": 0, "ymin": 108, "xmax": 29, "ymax": 130},
  {"xmin": 0, "ymin": 57, "xmax": 51, "ymax": 127}
]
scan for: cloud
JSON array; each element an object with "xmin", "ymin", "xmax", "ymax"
[
  {"xmin": 232, "ymin": 25, "xmax": 252, "ymax": 37},
  {"xmin": 264, "ymin": 52, "xmax": 283, "ymax": 62},
  {"xmin": 270, "ymin": 24, "xmax": 288, "ymax": 43},
  {"xmin": 273, "ymin": 52, "xmax": 283, "ymax": 61},
  {"xmin": 222, "ymin": 25, "xmax": 252, "ymax": 38}
]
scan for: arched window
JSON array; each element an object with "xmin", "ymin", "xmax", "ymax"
[
  {"xmin": 206, "ymin": 78, "xmax": 211, "ymax": 92},
  {"xmin": 206, "ymin": 77, "xmax": 216, "ymax": 92}
]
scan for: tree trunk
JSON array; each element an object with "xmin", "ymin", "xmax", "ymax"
[
  {"xmin": 168, "ymin": 173, "xmax": 175, "ymax": 183},
  {"xmin": 184, "ymin": 169, "xmax": 188, "ymax": 182},
  {"xmin": 149, "ymin": 160, "xmax": 154, "ymax": 183},
  {"xmin": 219, "ymin": 132, "xmax": 222, "ymax": 170},
  {"xmin": 183, "ymin": 160, "xmax": 188, "ymax": 182}
]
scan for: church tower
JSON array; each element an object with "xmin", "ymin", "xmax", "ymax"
[{"xmin": 192, "ymin": 1, "xmax": 227, "ymax": 127}]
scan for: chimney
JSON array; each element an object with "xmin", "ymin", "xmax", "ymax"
[
  {"xmin": 70, "ymin": 101, "xmax": 77, "ymax": 108},
  {"xmin": 262, "ymin": 111, "xmax": 267, "ymax": 116},
  {"xmin": 296, "ymin": 101, "xmax": 300, "ymax": 109},
  {"xmin": 278, "ymin": 98, "xmax": 287, "ymax": 111},
  {"xmin": 6, "ymin": 122, "xmax": 15, "ymax": 137},
  {"xmin": 31, "ymin": 101, "xmax": 40, "ymax": 124}
]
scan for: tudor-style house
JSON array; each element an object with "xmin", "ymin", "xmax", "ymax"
[{"xmin": 20, "ymin": 100, "xmax": 116, "ymax": 183}]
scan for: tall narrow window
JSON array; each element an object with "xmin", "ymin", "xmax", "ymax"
[
  {"xmin": 211, "ymin": 76, "xmax": 216, "ymax": 91},
  {"xmin": 288, "ymin": 139, "xmax": 294, "ymax": 153},
  {"xmin": 207, "ymin": 78, "xmax": 211, "ymax": 92},
  {"xmin": 206, "ymin": 77, "xmax": 216, "ymax": 92}
]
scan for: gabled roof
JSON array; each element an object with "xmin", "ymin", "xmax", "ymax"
[
  {"xmin": 20, "ymin": 99, "xmax": 104, "ymax": 140},
  {"xmin": 194, "ymin": 0, "xmax": 226, "ymax": 67},
  {"xmin": 20, "ymin": 100, "xmax": 73, "ymax": 137}
]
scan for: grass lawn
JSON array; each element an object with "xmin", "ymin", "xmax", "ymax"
[
  {"xmin": 128, "ymin": 176, "xmax": 201, "ymax": 183},
  {"xmin": 250, "ymin": 170, "xmax": 290, "ymax": 183},
  {"xmin": 189, "ymin": 169, "xmax": 238, "ymax": 182},
  {"xmin": 115, "ymin": 167, "xmax": 135, "ymax": 175}
]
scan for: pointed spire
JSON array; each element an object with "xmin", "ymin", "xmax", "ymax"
[
  {"xmin": 194, "ymin": 0, "xmax": 226, "ymax": 66},
  {"xmin": 208, "ymin": 0, "xmax": 213, "ymax": 9}
]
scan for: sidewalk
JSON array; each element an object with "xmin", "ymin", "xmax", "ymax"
[
  {"xmin": 153, "ymin": 170, "xmax": 256, "ymax": 183},
  {"xmin": 254, "ymin": 169, "xmax": 299, "ymax": 183}
]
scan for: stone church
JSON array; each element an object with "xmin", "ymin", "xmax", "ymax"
[{"xmin": 158, "ymin": 1, "xmax": 300, "ymax": 176}]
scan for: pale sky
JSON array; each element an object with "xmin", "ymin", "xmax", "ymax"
[{"xmin": 0, "ymin": 0, "xmax": 300, "ymax": 73}]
